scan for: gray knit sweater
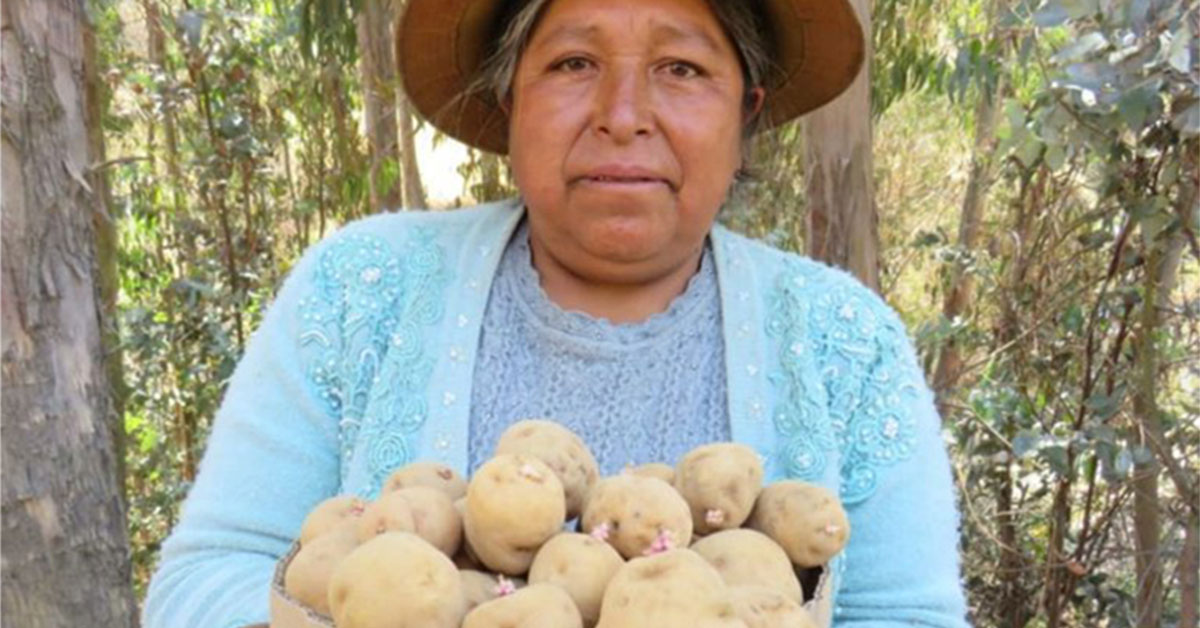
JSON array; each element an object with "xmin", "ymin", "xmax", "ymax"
[{"xmin": 468, "ymin": 221, "xmax": 730, "ymax": 474}]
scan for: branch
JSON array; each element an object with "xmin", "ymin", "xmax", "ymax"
[{"xmin": 88, "ymin": 155, "xmax": 150, "ymax": 172}]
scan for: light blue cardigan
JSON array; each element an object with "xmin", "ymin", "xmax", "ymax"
[{"xmin": 143, "ymin": 200, "xmax": 970, "ymax": 627}]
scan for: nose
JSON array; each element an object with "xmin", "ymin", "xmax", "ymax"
[{"xmin": 593, "ymin": 64, "xmax": 652, "ymax": 144}]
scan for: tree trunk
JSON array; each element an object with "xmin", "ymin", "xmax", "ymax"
[
  {"xmin": 1174, "ymin": 190, "xmax": 1199, "ymax": 628},
  {"xmin": 999, "ymin": 167, "xmax": 1047, "ymax": 627},
  {"xmin": 1130, "ymin": 243, "xmax": 1164, "ymax": 628},
  {"xmin": 932, "ymin": 72, "xmax": 1005, "ymax": 411},
  {"xmin": 321, "ymin": 60, "xmax": 364, "ymax": 218},
  {"xmin": 996, "ymin": 461, "xmax": 1030, "ymax": 627},
  {"xmin": 358, "ymin": 0, "xmax": 403, "ymax": 212},
  {"xmin": 803, "ymin": 0, "xmax": 878, "ymax": 292},
  {"xmin": 1127, "ymin": 168, "xmax": 1193, "ymax": 628},
  {"xmin": 1, "ymin": 1, "xmax": 137, "ymax": 626},
  {"xmin": 85, "ymin": 0, "xmax": 127, "ymax": 497},
  {"xmin": 398, "ymin": 92, "xmax": 427, "ymax": 209},
  {"xmin": 1181, "ymin": 517, "xmax": 1199, "ymax": 628}
]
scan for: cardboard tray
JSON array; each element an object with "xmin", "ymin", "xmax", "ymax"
[{"xmin": 270, "ymin": 541, "xmax": 835, "ymax": 627}]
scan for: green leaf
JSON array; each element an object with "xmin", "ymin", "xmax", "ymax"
[
  {"xmin": 1115, "ymin": 447, "xmax": 1133, "ymax": 476},
  {"xmin": 1134, "ymin": 198, "xmax": 1174, "ymax": 241},
  {"xmin": 1046, "ymin": 143, "xmax": 1067, "ymax": 170},
  {"xmin": 1014, "ymin": 429, "xmax": 1041, "ymax": 457},
  {"xmin": 176, "ymin": 10, "xmax": 206, "ymax": 50},
  {"xmin": 1005, "ymin": 99, "xmax": 1027, "ymax": 133},
  {"xmin": 1097, "ymin": 440, "xmax": 1121, "ymax": 481},
  {"xmin": 1051, "ymin": 33, "xmax": 1110, "ymax": 65},
  {"xmin": 912, "ymin": 230, "xmax": 944, "ymax": 247},
  {"xmin": 138, "ymin": 423, "xmax": 158, "ymax": 454},
  {"xmin": 1117, "ymin": 85, "xmax": 1161, "ymax": 135},
  {"xmin": 1062, "ymin": 0, "xmax": 1101, "ymax": 19},
  {"xmin": 1168, "ymin": 23, "xmax": 1193, "ymax": 74},
  {"xmin": 1085, "ymin": 389, "xmax": 1123, "ymax": 420},
  {"xmin": 1078, "ymin": 229, "xmax": 1113, "ymax": 251},
  {"xmin": 1015, "ymin": 133, "xmax": 1045, "ymax": 168},
  {"xmin": 1131, "ymin": 445, "xmax": 1154, "ymax": 464},
  {"xmin": 1173, "ymin": 101, "xmax": 1199, "ymax": 136},
  {"xmin": 1034, "ymin": 0, "xmax": 1071, "ymax": 26},
  {"xmin": 1040, "ymin": 444, "xmax": 1071, "ymax": 477},
  {"xmin": 124, "ymin": 413, "xmax": 145, "ymax": 434},
  {"xmin": 1062, "ymin": 303, "xmax": 1085, "ymax": 333},
  {"xmin": 1085, "ymin": 424, "xmax": 1118, "ymax": 444}
]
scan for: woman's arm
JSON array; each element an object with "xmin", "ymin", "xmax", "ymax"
[
  {"xmin": 141, "ymin": 245, "xmax": 342, "ymax": 628},
  {"xmin": 832, "ymin": 315, "xmax": 971, "ymax": 628}
]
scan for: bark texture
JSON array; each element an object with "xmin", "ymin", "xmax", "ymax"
[
  {"xmin": 802, "ymin": 0, "xmax": 879, "ymax": 292},
  {"xmin": 1, "ymin": 0, "xmax": 137, "ymax": 626},
  {"xmin": 358, "ymin": 0, "xmax": 403, "ymax": 211},
  {"xmin": 1127, "ymin": 176, "xmax": 1193, "ymax": 628}
]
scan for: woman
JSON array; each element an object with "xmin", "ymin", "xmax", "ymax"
[{"xmin": 144, "ymin": 0, "xmax": 970, "ymax": 626}]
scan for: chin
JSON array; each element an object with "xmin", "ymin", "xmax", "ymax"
[{"xmin": 579, "ymin": 222, "xmax": 669, "ymax": 260}]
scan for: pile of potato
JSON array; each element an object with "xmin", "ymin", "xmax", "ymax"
[{"xmin": 283, "ymin": 419, "xmax": 849, "ymax": 628}]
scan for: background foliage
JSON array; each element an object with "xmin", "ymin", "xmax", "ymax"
[{"xmin": 93, "ymin": 0, "xmax": 1197, "ymax": 625}]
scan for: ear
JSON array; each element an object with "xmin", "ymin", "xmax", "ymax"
[{"xmin": 744, "ymin": 86, "xmax": 766, "ymax": 122}]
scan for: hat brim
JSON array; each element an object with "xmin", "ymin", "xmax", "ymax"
[{"xmin": 398, "ymin": 0, "xmax": 865, "ymax": 155}]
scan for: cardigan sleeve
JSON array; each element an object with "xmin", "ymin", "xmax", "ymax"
[
  {"xmin": 141, "ymin": 241, "xmax": 342, "ymax": 628},
  {"xmin": 832, "ymin": 310, "xmax": 971, "ymax": 627}
]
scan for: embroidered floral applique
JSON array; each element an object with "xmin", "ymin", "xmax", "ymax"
[
  {"xmin": 767, "ymin": 269, "xmax": 839, "ymax": 484},
  {"xmin": 299, "ymin": 226, "xmax": 449, "ymax": 492},
  {"xmin": 768, "ymin": 260, "xmax": 918, "ymax": 505}
]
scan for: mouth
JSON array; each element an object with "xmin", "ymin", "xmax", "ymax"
[
  {"xmin": 575, "ymin": 171, "xmax": 675, "ymax": 192},
  {"xmin": 583, "ymin": 175, "xmax": 666, "ymax": 184}
]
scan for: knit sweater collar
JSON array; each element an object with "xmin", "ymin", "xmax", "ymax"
[{"xmin": 498, "ymin": 218, "xmax": 719, "ymax": 346}]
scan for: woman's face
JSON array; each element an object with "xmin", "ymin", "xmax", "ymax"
[{"xmin": 508, "ymin": 0, "xmax": 758, "ymax": 285}]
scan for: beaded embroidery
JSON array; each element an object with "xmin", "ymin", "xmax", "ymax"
[
  {"xmin": 768, "ymin": 260, "xmax": 919, "ymax": 505},
  {"xmin": 298, "ymin": 227, "xmax": 449, "ymax": 490},
  {"xmin": 299, "ymin": 219, "xmax": 917, "ymax": 503}
]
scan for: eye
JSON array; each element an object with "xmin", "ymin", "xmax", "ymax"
[
  {"xmin": 663, "ymin": 60, "xmax": 703, "ymax": 79},
  {"xmin": 552, "ymin": 56, "xmax": 594, "ymax": 73}
]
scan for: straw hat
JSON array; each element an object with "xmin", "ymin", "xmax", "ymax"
[{"xmin": 397, "ymin": 0, "xmax": 865, "ymax": 154}]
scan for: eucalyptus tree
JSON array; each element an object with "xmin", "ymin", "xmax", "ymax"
[
  {"xmin": 1, "ymin": 0, "xmax": 137, "ymax": 624},
  {"xmin": 939, "ymin": 0, "xmax": 1198, "ymax": 625}
]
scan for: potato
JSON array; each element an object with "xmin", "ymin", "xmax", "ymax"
[
  {"xmin": 494, "ymin": 419, "xmax": 599, "ymax": 519},
  {"xmin": 625, "ymin": 462, "xmax": 675, "ymax": 485},
  {"xmin": 465, "ymin": 454, "xmax": 567, "ymax": 575},
  {"xmin": 396, "ymin": 486, "xmax": 462, "ymax": 556},
  {"xmin": 284, "ymin": 520, "xmax": 359, "ymax": 616},
  {"xmin": 298, "ymin": 495, "xmax": 366, "ymax": 545},
  {"xmin": 728, "ymin": 586, "xmax": 816, "ymax": 628},
  {"xmin": 462, "ymin": 583, "xmax": 583, "ymax": 628},
  {"xmin": 354, "ymin": 490, "xmax": 417, "ymax": 543},
  {"xmin": 460, "ymin": 570, "xmax": 526, "ymax": 612},
  {"xmin": 674, "ymin": 443, "xmax": 763, "ymax": 535},
  {"xmin": 595, "ymin": 550, "xmax": 746, "ymax": 628},
  {"xmin": 581, "ymin": 475, "xmax": 693, "ymax": 560},
  {"xmin": 384, "ymin": 461, "xmax": 467, "ymax": 501},
  {"xmin": 689, "ymin": 529, "xmax": 802, "ymax": 602},
  {"xmin": 328, "ymin": 532, "xmax": 465, "ymax": 627},
  {"xmin": 746, "ymin": 481, "xmax": 849, "ymax": 567},
  {"xmin": 528, "ymin": 533, "xmax": 624, "ymax": 627},
  {"xmin": 453, "ymin": 497, "xmax": 485, "ymax": 570}
]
